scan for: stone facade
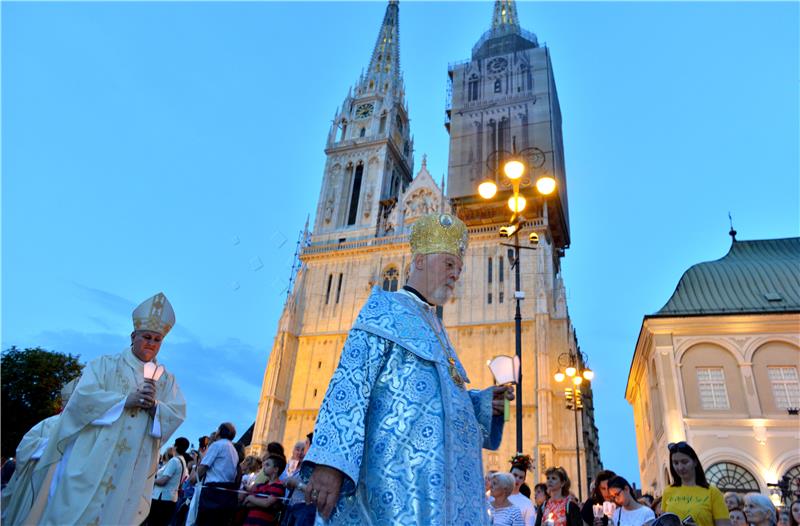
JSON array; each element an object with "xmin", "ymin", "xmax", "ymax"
[{"xmin": 251, "ymin": 0, "xmax": 604, "ymax": 496}]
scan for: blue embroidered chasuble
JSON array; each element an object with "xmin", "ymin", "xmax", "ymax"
[{"xmin": 303, "ymin": 286, "xmax": 504, "ymax": 525}]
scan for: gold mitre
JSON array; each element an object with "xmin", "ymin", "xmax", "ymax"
[
  {"xmin": 409, "ymin": 213, "xmax": 468, "ymax": 260},
  {"xmin": 132, "ymin": 292, "xmax": 175, "ymax": 336}
]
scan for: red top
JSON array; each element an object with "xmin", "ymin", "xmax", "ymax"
[{"xmin": 243, "ymin": 480, "xmax": 285, "ymax": 526}]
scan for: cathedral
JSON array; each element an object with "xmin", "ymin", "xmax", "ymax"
[{"xmin": 251, "ymin": 0, "xmax": 603, "ymax": 494}]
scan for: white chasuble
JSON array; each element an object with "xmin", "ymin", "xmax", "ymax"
[{"xmin": 35, "ymin": 348, "xmax": 186, "ymax": 526}]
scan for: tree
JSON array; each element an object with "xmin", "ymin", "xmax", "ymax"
[{"xmin": 1, "ymin": 346, "xmax": 83, "ymax": 457}]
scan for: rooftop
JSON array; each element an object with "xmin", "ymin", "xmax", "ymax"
[{"xmin": 652, "ymin": 237, "xmax": 800, "ymax": 317}]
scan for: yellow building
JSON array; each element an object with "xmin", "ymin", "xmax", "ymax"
[
  {"xmin": 251, "ymin": 0, "xmax": 604, "ymax": 495},
  {"xmin": 626, "ymin": 236, "xmax": 800, "ymax": 499}
]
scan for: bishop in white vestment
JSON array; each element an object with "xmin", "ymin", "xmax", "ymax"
[{"xmin": 34, "ymin": 292, "xmax": 186, "ymax": 526}]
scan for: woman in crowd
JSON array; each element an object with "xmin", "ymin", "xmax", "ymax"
[
  {"xmin": 241, "ymin": 455, "xmax": 287, "ymax": 526},
  {"xmin": 490, "ymin": 472, "xmax": 525, "ymax": 526},
  {"xmin": 728, "ymin": 508, "xmax": 747, "ymax": 526},
  {"xmin": 509, "ymin": 456, "xmax": 536, "ymax": 526},
  {"xmin": 661, "ymin": 442, "xmax": 730, "ymax": 526},
  {"xmin": 724, "ymin": 493, "xmax": 745, "ymax": 512},
  {"xmin": 240, "ymin": 456, "xmax": 263, "ymax": 491},
  {"xmin": 535, "ymin": 467, "xmax": 582, "ymax": 526},
  {"xmin": 790, "ymin": 499, "xmax": 800, "ymax": 526},
  {"xmin": 607, "ymin": 476, "xmax": 655, "ymax": 526},
  {"xmin": 778, "ymin": 510, "xmax": 791, "ymax": 526},
  {"xmin": 743, "ymin": 493, "xmax": 777, "ymax": 526},
  {"xmin": 581, "ymin": 470, "xmax": 617, "ymax": 526},
  {"xmin": 533, "ymin": 483, "xmax": 548, "ymax": 525}
]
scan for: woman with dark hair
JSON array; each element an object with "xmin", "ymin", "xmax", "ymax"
[
  {"xmin": 580, "ymin": 470, "xmax": 616, "ymax": 526},
  {"xmin": 607, "ymin": 476, "xmax": 655, "ymax": 526},
  {"xmin": 661, "ymin": 442, "xmax": 729, "ymax": 526},
  {"xmin": 534, "ymin": 483, "xmax": 549, "ymax": 525},
  {"xmin": 789, "ymin": 499, "xmax": 800, "ymax": 526},
  {"xmin": 535, "ymin": 467, "xmax": 582, "ymax": 526}
]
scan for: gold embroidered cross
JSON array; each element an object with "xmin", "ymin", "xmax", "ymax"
[
  {"xmin": 99, "ymin": 476, "xmax": 116, "ymax": 495},
  {"xmin": 115, "ymin": 438, "xmax": 132, "ymax": 456}
]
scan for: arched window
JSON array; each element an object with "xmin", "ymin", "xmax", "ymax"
[
  {"xmin": 360, "ymin": 127, "xmax": 366, "ymax": 137},
  {"xmin": 396, "ymin": 115, "xmax": 403, "ymax": 132},
  {"xmin": 784, "ymin": 465, "xmax": 800, "ymax": 499},
  {"xmin": 704, "ymin": 462, "xmax": 760, "ymax": 493},
  {"xmin": 346, "ymin": 163, "xmax": 363, "ymax": 225},
  {"xmin": 468, "ymin": 74, "xmax": 479, "ymax": 101},
  {"xmin": 382, "ymin": 267, "xmax": 399, "ymax": 292},
  {"xmin": 379, "ymin": 112, "xmax": 387, "ymax": 133},
  {"xmin": 339, "ymin": 120, "xmax": 348, "ymax": 142},
  {"xmin": 494, "ymin": 79, "xmax": 502, "ymax": 93}
]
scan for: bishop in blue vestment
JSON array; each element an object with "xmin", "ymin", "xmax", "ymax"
[{"xmin": 303, "ymin": 213, "xmax": 512, "ymax": 525}]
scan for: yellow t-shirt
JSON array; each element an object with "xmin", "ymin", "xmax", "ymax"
[{"xmin": 662, "ymin": 485, "xmax": 729, "ymax": 526}]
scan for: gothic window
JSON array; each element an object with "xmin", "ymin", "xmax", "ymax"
[
  {"xmin": 325, "ymin": 274, "xmax": 333, "ymax": 304},
  {"xmin": 494, "ymin": 79, "xmax": 502, "ymax": 93},
  {"xmin": 487, "ymin": 257, "xmax": 493, "ymax": 284},
  {"xmin": 339, "ymin": 120, "xmax": 348, "ymax": 142},
  {"xmin": 403, "ymin": 141, "xmax": 410, "ymax": 157},
  {"xmin": 360, "ymin": 127, "xmax": 366, "ymax": 137},
  {"xmin": 498, "ymin": 255, "xmax": 504, "ymax": 304},
  {"xmin": 396, "ymin": 115, "xmax": 403, "ymax": 132},
  {"xmin": 382, "ymin": 266, "xmax": 399, "ymax": 292},
  {"xmin": 696, "ymin": 367, "xmax": 730, "ymax": 409},
  {"xmin": 369, "ymin": 80, "xmax": 374, "ymax": 90},
  {"xmin": 767, "ymin": 366, "xmax": 800, "ymax": 409},
  {"xmin": 347, "ymin": 163, "xmax": 364, "ymax": 225},
  {"xmin": 379, "ymin": 113, "xmax": 387, "ymax": 133},
  {"xmin": 704, "ymin": 462, "xmax": 760, "ymax": 494},
  {"xmin": 335, "ymin": 273, "xmax": 343, "ymax": 303},
  {"xmin": 468, "ymin": 74, "xmax": 479, "ymax": 101}
]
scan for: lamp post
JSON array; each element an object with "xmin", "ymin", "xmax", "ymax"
[
  {"xmin": 553, "ymin": 350, "xmax": 594, "ymax": 501},
  {"xmin": 478, "ymin": 139, "xmax": 557, "ymax": 458}
]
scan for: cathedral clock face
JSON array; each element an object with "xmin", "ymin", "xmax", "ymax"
[
  {"xmin": 486, "ymin": 57, "xmax": 508, "ymax": 74},
  {"xmin": 355, "ymin": 103, "xmax": 374, "ymax": 119}
]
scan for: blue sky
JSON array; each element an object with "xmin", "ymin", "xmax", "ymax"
[{"xmin": 3, "ymin": 2, "xmax": 798, "ymax": 486}]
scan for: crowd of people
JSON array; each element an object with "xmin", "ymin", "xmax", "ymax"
[
  {"xmin": 139, "ymin": 425, "xmax": 317, "ymax": 526},
  {"xmin": 483, "ymin": 442, "xmax": 800, "ymax": 526}
]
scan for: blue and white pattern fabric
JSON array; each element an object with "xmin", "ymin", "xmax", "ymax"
[{"xmin": 303, "ymin": 286, "xmax": 504, "ymax": 525}]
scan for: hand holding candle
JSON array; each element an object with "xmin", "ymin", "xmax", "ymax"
[{"xmin": 488, "ymin": 355, "xmax": 520, "ymax": 421}]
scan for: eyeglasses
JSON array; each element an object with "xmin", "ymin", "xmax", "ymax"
[{"xmin": 667, "ymin": 441, "xmax": 689, "ymax": 452}]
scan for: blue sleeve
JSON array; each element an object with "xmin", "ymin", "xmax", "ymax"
[
  {"xmin": 302, "ymin": 329, "xmax": 392, "ymax": 492},
  {"xmin": 469, "ymin": 387, "xmax": 504, "ymax": 450}
]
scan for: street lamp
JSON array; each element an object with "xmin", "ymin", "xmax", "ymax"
[
  {"xmin": 554, "ymin": 350, "xmax": 595, "ymax": 501},
  {"xmin": 478, "ymin": 139, "xmax": 557, "ymax": 460}
]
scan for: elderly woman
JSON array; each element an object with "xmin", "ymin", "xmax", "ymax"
[
  {"xmin": 491, "ymin": 472, "xmax": 525, "ymax": 526},
  {"xmin": 728, "ymin": 508, "xmax": 747, "ymax": 526},
  {"xmin": 724, "ymin": 493, "xmax": 745, "ymax": 512},
  {"xmin": 744, "ymin": 493, "xmax": 777, "ymax": 526}
]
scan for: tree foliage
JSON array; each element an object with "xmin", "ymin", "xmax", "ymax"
[{"xmin": 1, "ymin": 346, "xmax": 83, "ymax": 457}]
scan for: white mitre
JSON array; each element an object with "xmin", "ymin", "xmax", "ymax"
[{"xmin": 132, "ymin": 292, "xmax": 175, "ymax": 337}]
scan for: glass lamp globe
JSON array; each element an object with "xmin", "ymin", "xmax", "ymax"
[
  {"xmin": 508, "ymin": 194, "xmax": 526, "ymax": 213},
  {"xmin": 478, "ymin": 180, "xmax": 498, "ymax": 199},
  {"xmin": 536, "ymin": 175, "xmax": 557, "ymax": 195},
  {"xmin": 503, "ymin": 160, "xmax": 525, "ymax": 180},
  {"xmin": 554, "ymin": 371, "xmax": 565, "ymax": 383},
  {"xmin": 565, "ymin": 366, "xmax": 577, "ymax": 377},
  {"xmin": 583, "ymin": 369, "xmax": 595, "ymax": 381}
]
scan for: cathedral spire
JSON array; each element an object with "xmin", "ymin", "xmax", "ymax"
[
  {"xmin": 362, "ymin": 0, "xmax": 401, "ymax": 94},
  {"xmin": 492, "ymin": 0, "xmax": 520, "ymax": 31}
]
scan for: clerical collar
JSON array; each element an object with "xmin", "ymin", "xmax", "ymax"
[{"xmin": 402, "ymin": 285, "xmax": 434, "ymax": 307}]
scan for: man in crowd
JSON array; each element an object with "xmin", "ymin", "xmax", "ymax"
[
  {"xmin": 196, "ymin": 422, "xmax": 240, "ymax": 526},
  {"xmin": 283, "ymin": 433, "xmax": 315, "ymax": 526},
  {"xmin": 303, "ymin": 213, "xmax": 513, "ymax": 524},
  {"xmin": 34, "ymin": 292, "xmax": 186, "ymax": 525}
]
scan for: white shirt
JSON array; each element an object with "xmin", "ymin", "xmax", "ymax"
[
  {"xmin": 200, "ymin": 439, "xmax": 238, "ymax": 483},
  {"xmin": 152, "ymin": 456, "xmax": 186, "ymax": 502},
  {"xmin": 613, "ymin": 505, "xmax": 656, "ymax": 526},
  {"xmin": 509, "ymin": 493, "xmax": 536, "ymax": 526}
]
